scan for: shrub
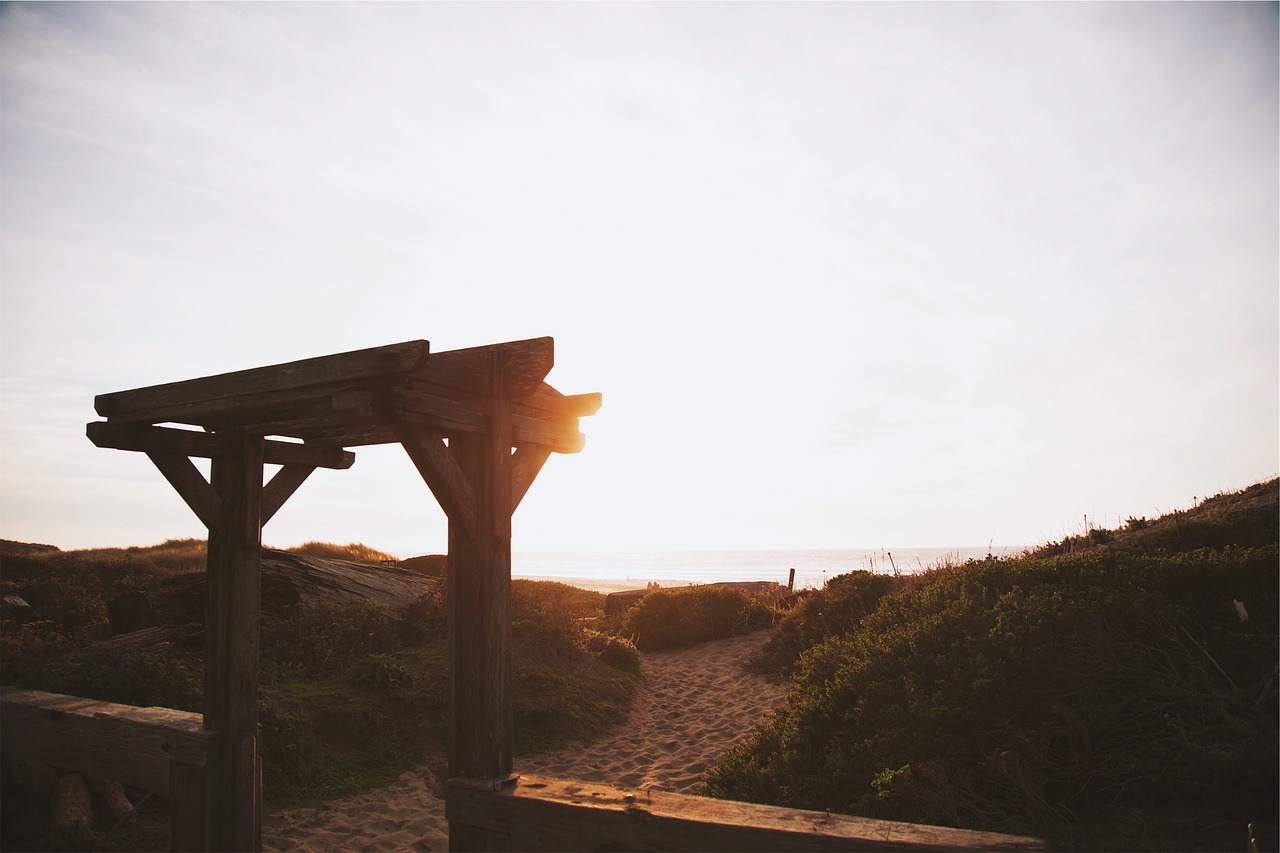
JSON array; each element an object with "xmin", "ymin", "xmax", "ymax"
[
  {"xmin": 351, "ymin": 652, "xmax": 414, "ymax": 689},
  {"xmin": 622, "ymin": 586, "xmax": 772, "ymax": 651},
  {"xmin": 750, "ymin": 571, "xmax": 901, "ymax": 676},
  {"xmin": 596, "ymin": 635, "xmax": 641, "ymax": 673},
  {"xmin": 394, "ymin": 586, "xmax": 446, "ymax": 645},
  {"xmin": 18, "ymin": 645, "xmax": 203, "ymax": 712},
  {"xmin": 703, "ymin": 546, "xmax": 1280, "ymax": 850},
  {"xmin": 287, "ymin": 541, "xmax": 398, "ymax": 564},
  {"xmin": 261, "ymin": 599, "xmax": 399, "ymax": 678}
]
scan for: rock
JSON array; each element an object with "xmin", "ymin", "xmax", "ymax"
[
  {"xmin": 4, "ymin": 755, "xmax": 59, "ymax": 796},
  {"xmin": 87, "ymin": 776, "xmax": 134, "ymax": 823},
  {"xmin": 50, "ymin": 772, "xmax": 93, "ymax": 832},
  {"xmin": 2, "ymin": 594, "xmax": 35, "ymax": 623}
]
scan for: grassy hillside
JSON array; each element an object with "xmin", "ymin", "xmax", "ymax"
[{"xmin": 706, "ymin": 479, "xmax": 1279, "ymax": 851}]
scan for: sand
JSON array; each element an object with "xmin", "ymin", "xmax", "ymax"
[{"xmin": 263, "ymin": 630, "xmax": 786, "ymax": 852}]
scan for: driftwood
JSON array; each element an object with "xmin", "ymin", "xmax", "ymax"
[
  {"xmin": 107, "ymin": 549, "xmax": 443, "ymax": 635},
  {"xmin": 50, "ymin": 772, "xmax": 93, "ymax": 833},
  {"xmin": 4, "ymin": 754, "xmax": 59, "ymax": 796},
  {"xmin": 87, "ymin": 776, "xmax": 135, "ymax": 824}
]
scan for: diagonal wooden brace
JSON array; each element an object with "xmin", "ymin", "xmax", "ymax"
[
  {"xmin": 395, "ymin": 423, "xmax": 478, "ymax": 537},
  {"xmin": 510, "ymin": 446, "xmax": 552, "ymax": 514},
  {"xmin": 145, "ymin": 452, "xmax": 229, "ymax": 539},
  {"xmin": 261, "ymin": 464, "xmax": 317, "ymax": 526}
]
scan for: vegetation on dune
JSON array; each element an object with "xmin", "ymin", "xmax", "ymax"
[
  {"xmin": 704, "ymin": 479, "xmax": 1279, "ymax": 852},
  {"xmin": 620, "ymin": 585, "xmax": 774, "ymax": 651},
  {"xmin": 0, "ymin": 543, "xmax": 638, "ymax": 851},
  {"xmin": 3, "ymin": 480, "xmax": 1275, "ymax": 851}
]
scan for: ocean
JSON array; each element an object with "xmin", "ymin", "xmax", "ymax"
[{"xmin": 505, "ymin": 546, "xmax": 1026, "ymax": 593}]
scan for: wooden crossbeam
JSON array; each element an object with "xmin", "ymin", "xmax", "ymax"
[
  {"xmin": 392, "ymin": 394, "xmax": 585, "ymax": 454},
  {"xmin": 413, "ymin": 337, "xmax": 553, "ymax": 399},
  {"xmin": 87, "ymin": 422, "xmax": 355, "ymax": 469},
  {"xmin": 86, "ymin": 383, "xmax": 367, "ymax": 434},
  {"xmin": 95, "ymin": 340, "xmax": 430, "ymax": 419}
]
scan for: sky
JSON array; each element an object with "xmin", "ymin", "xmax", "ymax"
[{"xmin": 0, "ymin": 2, "xmax": 1276, "ymax": 556}]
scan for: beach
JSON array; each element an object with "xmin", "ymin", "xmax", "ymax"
[{"xmin": 263, "ymin": 630, "xmax": 786, "ymax": 852}]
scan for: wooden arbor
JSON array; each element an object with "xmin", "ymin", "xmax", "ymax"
[{"xmin": 87, "ymin": 337, "xmax": 599, "ymax": 851}]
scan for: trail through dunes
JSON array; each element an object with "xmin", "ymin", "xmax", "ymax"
[{"xmin": 264, "ymin": 630, "xmax": 786, "ymax": 852}]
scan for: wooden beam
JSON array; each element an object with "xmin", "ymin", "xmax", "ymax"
[
  {"xmin": 392, "ymin": 399, "xmax": 585, "ymax": 454},
  {"xmin": 202, "ymin": 435, "xmax": 265, "ymax": 852},
  {"xmin": 416, "ymin": 337, "xmax": 553, "ymax": 399},
  {"xmin": 396, "ymin": 424, "xmax": 477, "ymax": 538},
  {"xmin": 0, "ymin": 688, "xmax": 209, "ymax": 797},
  {"xmin": 261, "ymin": 464, "xmax": 316, "ymax": 526},
  {"xmin": 447, "ymin": 351, "xmax": 516, "ymax": 852},
  {"xmin": 88, "ymin": 422, "xmax": 355, "ymax": 469},
  {"xmin": 86, "ymin": 383, "xmax": 366, "ymax": 434},
  {"xmin": 446, "ymin": 775, "xmax": 1047, "ymax": 853},
  {"xmin": 397, "ymin": 379, "xmax": 600, "ymax": 422},
  {"xmin": 511, "ymin": 446, "xmax": 552, "ymax": 513},
  {"xmin": 522, "ymin": 385, "xmax": 603, "ymax": 418},
  {"xmin": 95, "ymin": 340, "xmax": 430, "ymax": 419},
  {"xmin": 145, "ymin": 451, "xmax": 229, "ymax": 538}
]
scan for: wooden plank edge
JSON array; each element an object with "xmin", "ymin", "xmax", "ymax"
[
  {"xmin": 95, "ymin": 339, "xmax": 430, "ymax": 417},
  {"xmin": 88, "ymin": 422, "xmax": 355, "ymax": 469},
  {"xmin": 446, "ymin": 774, "xmax": 1046, "ymax": 853}
]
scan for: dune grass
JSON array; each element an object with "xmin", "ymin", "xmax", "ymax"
[{"xmin": 704, "ymin": 479, "xmax": 1279, "ymax": 852}]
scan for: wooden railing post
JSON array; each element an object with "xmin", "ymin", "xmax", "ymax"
[{"xmin": 203, "ymin": 434, "xmax": 264, "ymax": 852}]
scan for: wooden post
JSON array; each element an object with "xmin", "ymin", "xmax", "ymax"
[
  {"xmin": 447, "ymin": 353, "xmax": 514, "ymax": 852},
  {"xmin": 203, "ymin": 434, "xmax": 264, "ymax": 852}
]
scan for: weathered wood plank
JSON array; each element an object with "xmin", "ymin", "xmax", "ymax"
[
  {"xmin": 298, "ymin": 425, "xmax": 402, "ymax": 447},
  {"xmin": 446, "ymin": 352, "xmax": 516, "ymax": 852},
  {"xmin": 511, "ymin": 446, "xmax": 552, "ymax": 513},
  {"xmin": 89, "ymin": 382, "xmax": 366, "ymax": 432},
  {"xmin": 415, "ymin": 337, "xmax": 553, "ymax": 399},
  {"xmin": 446, "ymin": 775, "xmax": 1047, "ymax": 853},
  {"xmin": 203, "ymin": 435, "xmax": 264, "ymax": 852},
  {"xmin": 397, "ymin": 425, "xmax": 478, "ymax": 537},
  {"xmin": 170, "ymin": 762, "xmax": 207, "ymax": 852},
  {"xmin": 393, "ymin": 402, "xmax": 585, "ymax": 454},
  {"xmin": 88, "ymin": 422, "xmax": 355, "ymax": 469},
  {"xmin": 522, "ymin": 385, "xmax": 603, "ymax": 418},
  {"xmin": 397, "ymin": 378, "xmax": 600, "ymax": 422},
  {"xmin": 261, "ymin": 464, "xmax": 316, "ymax": 526},
  {"xmin": 0, "ymin": 688, "xmax": 209, "ymax": 795},
  {"xmin": 95, "ymin": 340, "xmax": 430, "ymax": 418}
]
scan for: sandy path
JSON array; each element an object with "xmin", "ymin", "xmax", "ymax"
[{"xmin": 263, "ymin": 630, "xmax": 785, "ymax": 852}]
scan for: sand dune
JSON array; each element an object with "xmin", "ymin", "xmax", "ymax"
[{"xmin": 264, "ymin": 630, "xmax": 785, "ymax": 852}]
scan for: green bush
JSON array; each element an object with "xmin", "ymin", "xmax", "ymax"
[
  {"xmin": 350, "ymin": 652, "xmax": 414, "ymax": 689},
  {"xmin": 261, "ymin": 599, "xmax": 399, "ymax": 678},
  {"xmin": 749, "ymin": 570, "xmax": 901, "ymax": 676},
  {"xmin": 393, "ymin": 586, "xmax": 446, "ymax": 644},
  {"xmin": 703, "ymin": 547, "xmax": 1280, "ymax": 850},
  {"xmin": 596, "ymin": 635, "xmax": 641, "ymax": 673},
  {"xmin": 622, "ymin": 586, "xmax": 772, "ymax": 651},
  {"xmin": 27, "ymin": 646, "xmax": 203, "ymax": 712}
]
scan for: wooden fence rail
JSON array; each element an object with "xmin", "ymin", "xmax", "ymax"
[
  {"xmin": 0, "ymin": 687, "xmax": 210, "ymax": 850},
  {"xmin": 447, "ymin": 774, "xmax": 1047, "ymax": 852}
]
